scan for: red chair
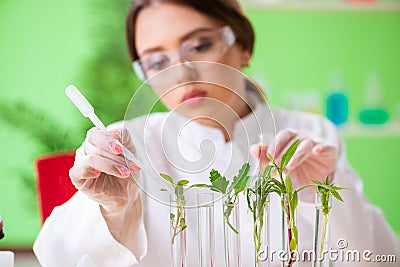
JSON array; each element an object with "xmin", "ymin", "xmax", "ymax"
[{"xmin": 34, "ymin": 152, "xmax": 77, "ymax": 225}]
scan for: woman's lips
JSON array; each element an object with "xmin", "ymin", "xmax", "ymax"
[{"xmin": 182, "ymin": 90, "xmax": 207, "ymax": 107}]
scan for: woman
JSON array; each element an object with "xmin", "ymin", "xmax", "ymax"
[{"xmin": 34, "ymin": 0, "xmax": 399, "ymax": 266}]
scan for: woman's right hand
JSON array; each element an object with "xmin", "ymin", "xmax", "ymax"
[{"xmin": 69, "ymin": 127, "xmax": 141, "ymax": 212}]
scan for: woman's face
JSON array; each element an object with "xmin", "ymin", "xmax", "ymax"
[{"xmin": 135, "ymin": 2, "xmax": 251, "ymax": 131}]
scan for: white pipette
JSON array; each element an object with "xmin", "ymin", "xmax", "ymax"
[{"xmin": 65, "ymin": 85, "xmax": 142, "ymax": 168}]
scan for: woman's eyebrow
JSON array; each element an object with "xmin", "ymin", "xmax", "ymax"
[
  {"xmin": 141, "ymin": 46, "xmax": 163, "ymax": 56},
  {"xmin": 179, "ymin": 27, "xmax": 215, "ymax": 42},
  {"xmin": 140, "ymin": 27, "xmax": 215, "ymax": 56}
]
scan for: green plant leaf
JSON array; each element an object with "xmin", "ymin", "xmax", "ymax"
[
  {"xmin": 290, "ymin": 238, "xmax": 297, "ymax": 251},
  {"xmin": 331, "ymin": 185, "xmax": 347, "ymax": 191},
  {"xmin": 291, "ymin": 190, "xmax": 298, "ymax": 211},
  {"xmin": 160, "ymin": 173, "xmax": 175, "ymax": 186},
  {"xmin": 331, "ymin": 189, "xmax": 344, "ymax": 202},
  {"xmin": 273, "ymin": 179, "xmax": 285, "ymax": 192},
  {"xmin": 210, "ymin": 169, "xmax": 222, "ymax": 183},
  {"xmin": 296, "ymin": 184, "xmax": 314, "ymax": 193},
  {"xmin": 186, "ymin": 183, "xmax": 209, "ymax": 190},
  {"xmin": 246, "ymin": 192, "xmax": 253, "ymax": 213},
  {"xmin": 309, "ymin": 178, "xmax": 322, "ymax": 185},
  {"xmin": 177, "ymin": 180, "xmax": 189, "ymax": 186},
  {"xmin": 179, "ymin": 217, "xmax": 186, "ymax": 228},
  {"xmin": 209, "ymin": 169, "xmax": 229, "ymax": 194},
  {"xmin": 316, "ymin": 183, "xmax": 335, "ymax": 192},
  {"xmin": 285, "ymin": 174, "xmax": 293, "ymax": 196},
  {"xmin": 280, "ymin": 139, "xmax": 300, "ymax": 169},
  {"xmin": 232, "ymin": 163, "xmax": 251, "ymax": 194},
  {"xmin": 267, "ymin": 153, "xmax": 275, "ymax": 164},
  {"xmin": 262, "ymin": 165, "xmax": 273, "ymax": 178},
  {"xmin": 292, "ymin": 225, "xmax": 298, "ymax": 243}
]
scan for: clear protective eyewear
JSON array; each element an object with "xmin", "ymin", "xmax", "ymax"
[{"xmin": 133, "ymin": 25, "xmax": 236, "ymax": 81}]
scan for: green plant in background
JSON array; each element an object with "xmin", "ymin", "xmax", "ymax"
[
  {"xmin": 0, "ymin": 100, "xmax": 83, "ymax": 203},
  {"xmin": 0, "ymin": 101, "xmax": 82, "ymax": 153},
  {"xmin": 79, "ymin": 0, "xmax": 167, "ymax": 128},
  {"xmin": 0, "ymin": 0, "xmax": 166, "ymax": 216}
]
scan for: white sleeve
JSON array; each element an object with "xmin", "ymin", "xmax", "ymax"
[
  {"xmin": 33, "ymin": 143, "xmax": 147, "ymax": 267},
  {"xmin": 33, "ymin": 191, "xmax": 147, "ymax": 267},
  {"xmin": 33, "ymin": 192, "xmax": 145, "ymax": 267}
]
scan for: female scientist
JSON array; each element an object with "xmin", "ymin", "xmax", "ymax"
[{"xmin": 34, "ymin": 0, "xmax": 400, "ymax": 266}]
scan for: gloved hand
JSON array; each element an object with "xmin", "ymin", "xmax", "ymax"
[
  {"xmin": 273, "ymin": 129, "xmax": 337, "ymax": 184},
  {"xmin": 69, "ymin": 127, "xmax": 141, "ymax": 214},
  {"xmin": 252, "ymin": 129, "xmax": 338, "ymax": 199}
]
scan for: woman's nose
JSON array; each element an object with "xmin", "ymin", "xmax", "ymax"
[
  {"xmin": 175, "ymin": 61, "xmax": 199, "ymax": 84},
  {"xmin": 149, "ymin": 61, "xmax": 200, "ymax": 97}
]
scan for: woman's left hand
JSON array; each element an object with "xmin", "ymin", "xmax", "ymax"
[
  {"xmin": 273, "ymin": 129, "xmax": 338, "ymax": 186},
  {"xmin": 253, "ymin": 129, "xmax": 338, "ymax": 189}
]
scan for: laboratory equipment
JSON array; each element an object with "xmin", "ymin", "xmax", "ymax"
[
  {"xmin": 326, "ymin": 71, "xmax": 348, "ymax": 126},
  {"xmin": 65, "ymin": 85, "xmax": 142, "ymax": 168},
  {"xmin": 358, "ymin": 73, "xmax": 389, "ymax": 125}
]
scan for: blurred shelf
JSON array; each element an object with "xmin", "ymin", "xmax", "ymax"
[
  {"xmin": 339, "ymin": 123, "xmax": 400, "ymax": 137},
  {"xmin": 242, "ymin": 2, "xmax": 400, "ymax": 11}
]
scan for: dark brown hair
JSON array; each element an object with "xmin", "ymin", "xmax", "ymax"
[{"xmin": 126, "ymin": 0, "xmax": 255, "ymax": 62}]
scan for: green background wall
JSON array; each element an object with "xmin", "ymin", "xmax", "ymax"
[{"xmin": 0, "ymin": 0, "xmax": 399, "ymax": 248}]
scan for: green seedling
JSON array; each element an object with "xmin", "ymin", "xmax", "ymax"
[
  {"xmin": 207, "ymin": 162, "xmax": 253, "ymax": 234},
  {"xmin": 160, "ymin": 174, "xmax": 207, "ymax": 244},
  {"xmin": 299, "ymin": 176, "xmax": 346, "ymax": 259}
]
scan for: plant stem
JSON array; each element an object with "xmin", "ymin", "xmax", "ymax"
[
  {"xmin": 171, "ymin": 199, "xmax": 185, "ymax": 245},
  {"xmin": 282, "ymin": 196, "xmax": 297, "ymax": 267},
  {"xmin": 319, "ymin": 214, "xmax": 329, "ymax": 259},
  {"xmin": 286, "ymin": 204, "xmax": 295, "ymax": 267},
  {"xmin": 225, "ymin": 200, "xmax": 239, "ymax": 234}
]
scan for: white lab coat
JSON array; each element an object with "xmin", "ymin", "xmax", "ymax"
[{"xmin": 33, "ymin": 102, "xmax": 400, "ymax": 267}]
